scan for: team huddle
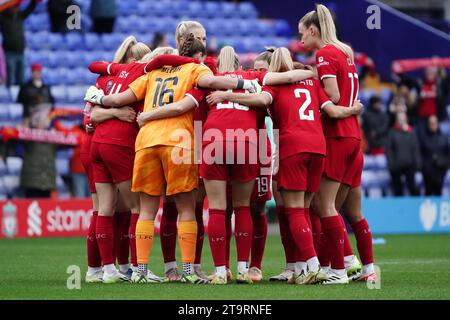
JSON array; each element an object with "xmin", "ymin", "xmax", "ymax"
[{"xmin": 82, "ymin": 4, "xmax": 376, "ymax": 286}]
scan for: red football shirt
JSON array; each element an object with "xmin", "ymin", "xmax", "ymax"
[
  {"xmin": 92, "ymin": 62, "xmax": 147, "ymax": 148},
  {"xmin": 316, "ymin": 44, "xmax": 360, "ymax": 139},
  {"xmin": 263, "ymin": 79, "xmax": 328, "ymax": 160},
  {"xmin": 202, "ymin": 70, "xmax": 266, "ymax": 146},
  {"xmin": 80, "ymin": 74, "xmax": 115, "ymax": 154}
]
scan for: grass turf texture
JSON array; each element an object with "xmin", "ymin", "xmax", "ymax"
[{"xmin": 1, "ymin": 234, "xmax": 449, "ymax": 300}]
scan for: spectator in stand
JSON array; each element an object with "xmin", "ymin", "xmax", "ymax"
[
  {"xmin": 17, "ymin": 63, "xmax": 54, "ymax": 128},
  {"xmin": 47, "ymin": 0, "xmax": 75, "ymax": 33},
  {"xmin": 385, "ymin": 112, "xmax": 421, "ymax": 196},
  {"xmin": 0, "ymin": 0, "xmax": 38, "ymax": 86},
  {"xmin": 419, "ymin": 115, "xmax": 450, "ymax": 196},
  {"xmin": 418, "ymin": 66, "xmax": 450, "ymax": 123},
  {"xmin": 150, "ymin": 32, "xmax": 168, "ymax": 51},
  {"xmin": 0, "ymin": 45, "xmax": 6, "ymax": 84},
  {"xmin": 20, "ymin": 109, "xmax": 57, "ymax": 198},
  {"xmin": 388, "ymin": 83, "xmax": 418, "ymax": 127},
  {"xmin": 362, "ymin": 96, "xmax": 389, "ymax": 155},
  {"xmin": 90, "ymin": 0, "xmax": 116, "ymax": 33}
]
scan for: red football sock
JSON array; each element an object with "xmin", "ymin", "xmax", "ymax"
[
  {"xmin": 339, "ymin": 214, "xmax": 354, "ymax": 257},
  {"xmin": 128, "ymin": 213, "xmax": 139, "ymax": 267},
  {"xmin": 321, "ymin": 215, "xmax": 345, "ymax": 270},
  {"xmin": 207, "ymin": 209, "xmax": 227, "ymax": 267},
  {"xmin": 276, "ymin": 206, "xmax": 296, "ymax": 264},
  {"xmin": 234, "ymin": 206, "xmax": 253, "ymax": 263},
  {"xmin": 309, "ymin": 208, "xmax": 322, "ymax": 254},
  {"xmin": 250, "ymin": 214, "xmax": 267, "ymax": 269},
  {"xmin": 285, "ymin": 207, "xmax": 316, "ymax": 262},
  {"xmin": 96, "ymin": 215, "xmax": 114, "ymax": 266},
  {"xmin": 114, "ymin": 211, "xmax": 131, "ymax": 265},
  {"xmin": 87, "ymin": 211, "xmax": 101, "ymax": 267},
  {"xmin": 225, "ymin": 209, "xmax": 233, "ymax": 269},
  {"xmin": 160, "ymin": 202, "xmax": 178, "ymax": 263},
  {"xmin": 351, "ymin": 218, "xmax": 374, "ymax": 265},
  {"xmin": 194, "ymin": 202, "xmax": 205, "ymax": 265},
  {"xmin": 304, "ymin": 208, "xmax": 312, "ymax": 229}
]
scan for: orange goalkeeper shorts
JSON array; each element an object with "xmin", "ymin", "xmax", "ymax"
[{"xmin": 132, "ymin": 145, "xmax": 198, "ymax": 196}]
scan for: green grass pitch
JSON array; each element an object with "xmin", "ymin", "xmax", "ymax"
[{"xmin": 1, "ymin": 234, "xmax": 449, "ymax": 300}]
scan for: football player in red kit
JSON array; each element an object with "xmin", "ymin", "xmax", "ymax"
[
  {"xmin": 207, "ymin": 47, "xmax": 363, "ymax": 284},
  {"xmin": 299, "ymin": 4, "xmax": 376, "ymax": 284}
]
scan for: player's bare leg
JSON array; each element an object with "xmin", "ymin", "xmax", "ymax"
[
  {"xmin": 341, "ymin": 187, "xmax": 376, "ymax": 282},
  {"xmin": 315, "ymin": 177, "xmax": 348, "ymax": 284}
]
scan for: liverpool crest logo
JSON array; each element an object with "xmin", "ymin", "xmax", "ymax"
[{"xmin": 2, "ymin": 201, "xmax": 18, "ymax": 238}]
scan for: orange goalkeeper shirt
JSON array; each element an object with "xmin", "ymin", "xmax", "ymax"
[{"xmin": 129, "ymin": 62, "xmax": 212, "ymax": 152}]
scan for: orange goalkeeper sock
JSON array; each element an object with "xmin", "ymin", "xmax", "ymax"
[
  {"xmin": 136, "ymin": 219, "xmax": 154, "ymax": 265},
  {"xmin": 178, "ymin": 220, "xmax": 197, "ymax": 274}
]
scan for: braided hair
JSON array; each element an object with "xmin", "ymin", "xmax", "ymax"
[{"xmin": 179, "ymin": 33, "xmax": 206, "ymax": 58}]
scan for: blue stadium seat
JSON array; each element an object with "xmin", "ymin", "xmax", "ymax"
[
  {"xmin": 118, "ymin": 0, "xmax": 139, "ymax": 16},
  {"xmin": 415, "ymin": 171, "xmax": 424, "ymax": 188},
  {"xmin": 360, "ymin": 89, "xmax": 376, "ymax": 106},
  {"xmin": 6, "ymin": 157, "xmax": 23, "ymax": 175},
  {"xmin": 84, "ymin": 33, "xmax": 100, "ymax": 51},
  {"xmin": 48, "ymin": 33, "xmax": 66, "ymax": 51},
  {"xmin": 374, "ymin": 154, "xmax": 388, "ymax": 170},
  {"xmin": 380, "ymin": 88, "xmax": 392, "ymax": 105},
  {"xmin": 220, "ymin": 2, "xmax": 237, "ymax": 18},
  {"xmin": 26, "ymin": 50, "xmax": 51, "ymax": 68},
  {"xmin": 8, "ymin": 103, "xmax": 23, "ymax": 121},
  {"xmin": 237, "ymin": 2, "xmax": 258, "ymax": 19},
  {"xmin": 440, "ymin": 121, "xmax": 450, "ymax": 137},
  {"xmin": 376, "ymin": 170, "xmax": 391, "ymax": 188},
  {"xmin": 51, "ymin": 85, "xmax": 68, "ymax": 104},
  {"xmin": 0, "ymin": 159, "xmax": 6, "ymax": 175},
  {"xmin": 187, "ymin": 2, "xmax": 204, "ymax": 18},
  {"xmin": 236, "ymin": 19, "xmax": 254, "ymax": 37},
  {"xmin": 203, "ymin": 2, "xmax": 221, "ymax": 19},
  {"xmin": 65, "ymin": 32, "xmax": 84, "ymax": 51},
  {"xmin": 3, "ymin": 175, "xmax": 20, "ymax": 194},
  {"xmin": 43, "ymin": 68, "xmax": 61, "ymax": 86},
  {"xmin": 363, "ymin": 155, "xmax": 377, "ymax": 170},
  {"xmin": 0, "ymin": 86, "xmax": 11, "ymax": 103},
  {"xmin": 361, "ymin": 170, "xmax": 377, "ymax": 188},
  {"xmin": 9, "ymin": 86, "xmax": 20, "ymax": 103},
  {"xmin": 56, "ymin": 158, "xmax": 70, "ymax": 176},
  {"xmin": 47, "ymin": 51, "xmax": 60, "ymax": 68},
  {"xmin": 66, "ymin": 85, "xmax": 89, "ymax": 104},
  {"xmin": 27, "ymin": 32, "xmax": 49, "ymax": 51},
  {"xmin": 256, "ymin": 21, "xmax": 275, "ymax": 37},
  {"xmin": 274, "ymin": 19, "xmax": 292, "ymax": 37}
]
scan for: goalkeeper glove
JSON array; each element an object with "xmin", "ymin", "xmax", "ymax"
[{"xmin": 84, "ymin": 86, "xmax": 105, "ymax": 105}]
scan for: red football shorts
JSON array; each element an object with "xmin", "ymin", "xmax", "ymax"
[
  {"xmin": 90, "ymin": 142, "xmax": 134, "ymax": 184},
  {"xmin": 278, "ymin": 153, "xmax": 325, "ymax": 192},
  {"xmin": 324, "ymin": 137, "xmax": 363, "ymax": 188},
  {"xmin": 200, "ymin": 141, "xmax": 259, "ymax": 183},
  {"xmin": 80, "ymin": 152, "xmax": 95, "ymax": 193}
]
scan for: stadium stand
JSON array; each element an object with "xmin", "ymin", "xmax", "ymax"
[{"xmin": 0, "ymin": 0, "xmax": 450, "ymax": 199}]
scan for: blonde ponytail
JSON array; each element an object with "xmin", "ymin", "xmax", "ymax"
[
  {"xmin": 175, "ymin": 20, "xmax": 205, "ymax": 50},
  {"xmin": 113, "ymin": 36, "xmax": 137, "ymax": 63},
  {"xmin": 217, "ymin": 46, "xmax": 239, "ymax": 73},
  {"xmin": 113, "ymin": 36, "xmax": 151, "ymax": 63},
  {"xmin": 268, "ymin": 47, "xmax": 293, "ymax": 72},
  {"xmin": 300, "ymin": 4, "xmax": 354, "ymax": 63}
]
